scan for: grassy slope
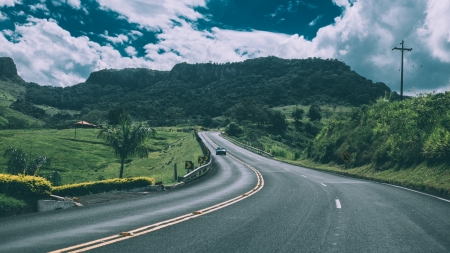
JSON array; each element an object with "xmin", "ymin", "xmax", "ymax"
[{"xmin": 0, "ymin": 128, "xmax": 203, "ymax": 185}]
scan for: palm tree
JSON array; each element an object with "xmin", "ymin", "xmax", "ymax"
[{"xmin": 97, "ymin": 115, "xmax": 155, "ymax": 178}]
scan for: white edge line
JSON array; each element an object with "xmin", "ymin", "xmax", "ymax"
[
  {"xmin": 321, "ymin": 183, "xmax": 327, "ymax": 187},
  {"xmin": 381, "ymin": 183, "xmax": 450, "ymax": 203},
  {"xmin": 335, "ymin": 199, "xmax": 341, "ymax": 209}
]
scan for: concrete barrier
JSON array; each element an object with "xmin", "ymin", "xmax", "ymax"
[{"xmin": 38, "ymin": 200, "xmax": 77, "ymax": 212}]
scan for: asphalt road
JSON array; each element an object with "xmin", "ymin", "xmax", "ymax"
[{"xmin": 1, "ymin": 132, "xmax": 449, "ymax": 252}]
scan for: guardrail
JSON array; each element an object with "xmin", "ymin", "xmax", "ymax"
[
  {"xmin": 220, "ymin": 134, "xmax": 273, "ymax": 157},
  {"xmin": 181, "ymin": 131, "xmax": 212, "ymax": 183}
]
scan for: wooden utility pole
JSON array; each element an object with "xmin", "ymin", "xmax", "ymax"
[{"xmin": 392, "ymin": 40, "xmax": 412, "ymax": 100}]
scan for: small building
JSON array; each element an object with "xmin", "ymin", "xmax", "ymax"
[{"xmin": 74, "ymin": 121, "xmax": 97, "ymax": 128}]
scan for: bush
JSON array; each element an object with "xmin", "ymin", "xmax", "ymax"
[
  {"xmin": 52, "ymin": 177, "xmax": 155, "ymax": 196},
  {"xmin": 0, "ymin": 193, "xmax": 29, "ymax": 217},
  {"xmin": 0, "ymin": 174, "xmax": 52, "ymax": 198}
]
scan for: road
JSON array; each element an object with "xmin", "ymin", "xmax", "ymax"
[{"xmin": 1, "ymin": 132, "xmax": 449, "ymax": 252}]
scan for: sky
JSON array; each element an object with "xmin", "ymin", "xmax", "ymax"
[{"xmin": 0, "ymin": 0, "xmax": 449, "ymax": 95}]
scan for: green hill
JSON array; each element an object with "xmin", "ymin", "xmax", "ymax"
[{"xmin": 17, "ymin": 56, "xmax": 390, "ymax": 126}]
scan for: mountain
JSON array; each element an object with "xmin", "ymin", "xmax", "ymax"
[
  {"xmin": 3, "ymin": 56, "xmax": 391, "ymax": 126},
  {"xmin": 0, "ymin": 57, "xmax": 27, "ymax": 99}
]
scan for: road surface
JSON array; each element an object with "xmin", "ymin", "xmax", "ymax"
[{"xmin": 0, "ymin": 132, "xmax": 449, "ymax": 252}]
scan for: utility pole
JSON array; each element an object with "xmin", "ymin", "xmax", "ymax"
[{"xmin": 392, "ymin": 40, "xmax": 412, "ymax": 100}]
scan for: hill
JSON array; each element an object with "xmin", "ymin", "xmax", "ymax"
[{"xmin": 15, "ymin": 56, "xmax": 390, "ymax": 126}]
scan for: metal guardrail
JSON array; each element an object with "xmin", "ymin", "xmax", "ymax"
[
  {"xmin": 220, "ymin": 134, "xmax": 273, "ymax": 157},
  {"xmin": 181, "ymin": 131, "xmax": 212, "ymax": 183},
  {"xmin": 182, "ymin": 158, "xmax": 212, "ymax": 182}
]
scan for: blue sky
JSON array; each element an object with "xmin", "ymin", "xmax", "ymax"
[{"xmin": 0, "ymin": 0, "xmax": 449, "ymax": 95}]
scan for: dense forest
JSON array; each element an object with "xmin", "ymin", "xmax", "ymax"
[{"xmin": 16, "ymin": 56, "xmax": 390, "ymax": 127}]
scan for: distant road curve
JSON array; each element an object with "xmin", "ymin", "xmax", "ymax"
[{"xmin": 1, "ymin": 132, "xmax": 449, "ymax": 252}]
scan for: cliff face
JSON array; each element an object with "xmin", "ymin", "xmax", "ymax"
[
  {"xmin": 0, "ymin": 57, "xmax": 18, "ymax": 78},
  {"xmin": 86, "ymin": 68, "xmax": 168, "ymax": 88}
]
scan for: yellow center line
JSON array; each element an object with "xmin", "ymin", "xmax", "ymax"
[{"xmin": 49, "ymin": 139, "xmax": 264, "ymax": 253}]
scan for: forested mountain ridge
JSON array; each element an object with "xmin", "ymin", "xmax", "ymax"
[{"xmin": 3, "ymin": 56, "xmax": 391, "ymax": 126}]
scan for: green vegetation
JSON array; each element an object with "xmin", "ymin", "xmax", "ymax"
[
  {"xmin": 0, "ymin": 128, "xmax": 203, "ymax": 185},
  {"xmin": 226, "ymin": 92, "xmax": 450, "ymax": 198},
  {"xmin": 0, "ymin": 194, "xmax": 29, "ymax": 217},
  {"xmin": 98, "ymin": 115, "xmax": 155, "ymax": 178},
  {"xmin": 309, "ymin": 92, "xmax": 450, "ymax": 168},
  {"xmin": 52, "ymin": 177, "xmax": 155, "ymax": 197},
  {"xmin": 3, "ymin": 147, "xmax": 51, "ymax": 176},
  {"xmin": 0, "ymin": 173, "xmax": 52, "ymax": 198},
  {"xmin": 8, "ymin": 57, "xmax": 389, "ymax": 128}
]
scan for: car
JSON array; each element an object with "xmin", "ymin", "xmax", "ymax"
[{"xmin": 216, "ymin": 147, "xmax": 227, "ymax": 155}]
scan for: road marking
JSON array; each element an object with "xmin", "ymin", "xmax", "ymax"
[
  {"xmin": 301, "ymin": 175, "xmax": 307, "ymax": 178},
  {"xmin": 335, "ymin": 199, "xmax": 341, "ymax": 209},
  {"xmin": 381, "ymin": 183, "xmax": 450, "ymax": 203},
  {"xmin": 50, "ymin": 146, "xmax": 264, "ymax": 253},
  {"xmin": 321, "ymin": 183, "xmax": 327, "ymax": 187}
]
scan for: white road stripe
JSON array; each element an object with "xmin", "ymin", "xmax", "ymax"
[
  {"xmin": 335, "ymin": 199, "xmax": 341, "ymax": 209},
  {"xmin": 321, "ymin": 183, "xmax": 327, "ymax": 187},
  {"xmin": 301, "ymin": 175, "xmax": 307, "ymax": 178}
]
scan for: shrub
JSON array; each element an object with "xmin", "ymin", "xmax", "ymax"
[
  {"xmin": 0, "ymin": 174, "xmax": 52, "ymax": 198},
  {"xmin": 52, "ymin": 177, "xmax": 155, "ymax": 196},
  {"xmin": 0, "ymin": 194, "xmax": 29, "ymax": 217}
]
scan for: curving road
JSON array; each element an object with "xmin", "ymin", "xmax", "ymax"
[{"xmin": 1, "ymin": 132, "xmax": 449, "ymax": 252}]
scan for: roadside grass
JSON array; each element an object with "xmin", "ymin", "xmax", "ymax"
[
  {"xmin": 0, "ymin": 128, "xmax": 204, "ymax": 185},
  {"xmin": 0, "ymin": 193, "xmax": 31, "ymax": 217}
]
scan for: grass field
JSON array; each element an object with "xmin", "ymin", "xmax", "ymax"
[{"xmin": 0, "ymin": 127, "xmax": 204, "ymax": 185}]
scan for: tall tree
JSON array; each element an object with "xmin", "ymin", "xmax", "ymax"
[
  {"xmin": 308, "ymin": 104, "xmax": 322, "ymax": 121},
  {"xmin": 97, "ymin": 115, "xmax": 155, "ymax": 178}
]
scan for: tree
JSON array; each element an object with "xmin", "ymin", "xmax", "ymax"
[
  {"xmin": 3, "ymin": 147, "xmax": 27, "ymax": 175},
  {"xmin": 308, "ymin": 104, "xmax": 322, "ymax": 121},
  {"xmin": 107, "ymin": 107, "xmax": 126, "ymax": 125},
  {"xmin": 97, "ymin": 115, "xmax": 155, "ymax": 178},
  {"xmin": 226, "ymin": 122, "xmax": 243, "ymax": 136},
  {"xmin": 3, "ymin": 147, "xmax": 51, "ymax": 175},
  {"xmin": 46, "ymin": 170, "xmax": 63, "ymax": 186},
  {"xmin": 292, "ymin": 108, "xmax": 305, "ymax": 122},
  {"xmin": 270, "ymin": 111, "xmax": 287, "ymax": 134}
]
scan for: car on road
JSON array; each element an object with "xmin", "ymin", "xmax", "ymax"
[{"xmin": 216, "ymin": 147, "xmax": 227, "ymax": 155}]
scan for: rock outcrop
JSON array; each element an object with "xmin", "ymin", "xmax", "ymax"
[{"xmin": 0, "ymin": 57, "xmax": 18, "ymax": 78}]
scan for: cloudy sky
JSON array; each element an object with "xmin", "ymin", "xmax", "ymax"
[{"xmin": 0, "ymin": 0, "xmax": 449, "ymax": 94}]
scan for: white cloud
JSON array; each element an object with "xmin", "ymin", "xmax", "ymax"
[
  {"xmin": 67, "ymin": 0, "xmax": 81, "ymax": 9},
  {"xmin": 96, "ymin": 0, "xmax": 206, "ymax": 30},
  {"xmin": 0, "ymin": 0, "xmax": 20, "ymax": 7},
  {"xmin": 0, "ymin": 0, "xmax": 449, "ymax": 93},
  {"xmin": 125, "ymin": 46, "xmax": 137, "ymax": 56},
  {"xmin": 417, "ymin": 0, "xmax": 450, "ymax": 62},
  {"xmin": 29, "ymin": 3, "xmax": 49, "ymax": 14},
  {"xmin": 100, "ymin": 32, "xmax": 129, "ymax": 44},
  {"xmin": 0, "ymin": 17, "xmax": 152, "ymax": 87},
  {"xmin": 309, "ymin": 15, "xmax": 322, "ymax": 26}
]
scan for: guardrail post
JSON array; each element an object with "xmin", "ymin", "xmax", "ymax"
[{"xmin": 174, "ymin": 163, "xmax": 177, "ymax": 181}]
